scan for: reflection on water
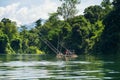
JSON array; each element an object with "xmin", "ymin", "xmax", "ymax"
[{"xmin": 0, "ymin": 54, "xmax": 120, "ymax": 80}]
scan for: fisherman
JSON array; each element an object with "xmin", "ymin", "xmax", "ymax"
[{"xmin": 65, "ymin": 49, "xmax": 70, "ymax": 55}]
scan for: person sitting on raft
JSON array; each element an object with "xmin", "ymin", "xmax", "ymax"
[{"xmin": 65, "ymin": 49, "xmax": 72, "ymax": 55}]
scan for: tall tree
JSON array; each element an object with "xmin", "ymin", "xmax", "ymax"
[
  {"xmin": 1, "ymin": 18, "xmax": 18, "ymax": 41},
  {"xmin": 113, "ymin": 0, "xmax": 120, "ymax": 9},
  {"xmin": 84, "ymin": 5, "xmax": 103, "ymax": 24},
  {"xmin": 99, "ymin": 0, "xmax": 120, "ymax": 54},
  {"xmin": 35, "ymin": 19, "xmax": 42, "ymax": 27},
  {"xmin": 0, "ymin": 33, "xmax": 9, "ymax": 54},
  {"xmin": 57, "ymin": 0, "xmax": 80, "ymax": 20},
  {"xmin": 101, "ymin": 0, "xmax": 112, "ymax": 15},
  {"xmin": 10, "ymin": 38, "xmax": 21, "ymax": 53}
]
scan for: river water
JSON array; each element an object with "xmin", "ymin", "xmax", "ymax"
[{"xmin": 0, "ymin": 54, "xmax": 120, "ymax": 80}]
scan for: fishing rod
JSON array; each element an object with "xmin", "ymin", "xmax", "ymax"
[
  {"xmin": 59, "ymin": 42, "xmax": 67, "ymax": 50},
  {"xmin": 45, "ymin": 39, "xmax": 61, "ymax": 53},
  {"xmin": 37, "ymin": 23, "xmax": 67, "ymax": 54},
  {"xmin": 39, "ymin": 36, "xmax": 58, "ymax": 54},
  {"xmin": 39, "ymin": 33, "xmax": 60, "ymax": 52},
  {"xmin": 39, "ymin": 33, "xmax": 62, "ymax": 54}
]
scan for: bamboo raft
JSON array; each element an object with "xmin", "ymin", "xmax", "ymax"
[
  {"xmin": 56, "ymin": 53, "xmax": 78, "ymax": 59},
  {"xmin": 39, "ymin": 32, "xmax": 78, "ymax": 59}
]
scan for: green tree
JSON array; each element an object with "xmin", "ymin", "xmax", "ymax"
[
  {"xmin": 27, "ymin": 29, "xmax": 39, "ymax": 47},
  {"xmin": 100, "ymin": 0, "xmax": 113, "ymax": 21},
  {"xmin": 98, "ymin": 0, "xmax": 120, "ymax": 54},
  {"xmin": 89, "ymin": 20, "xmax": 104, "ymax": 53},
  {"xmin": 27, "ymin": 46, "xmax": 44, "ymax": 54},
  {"xmin": 10, "ymin": 38, "xmax": 22, "ymax": 53},
  {"xmin": 57, "ymin": 0, "xmax": 80, "ymax": 20},
  {"xmin": 35, "ymin": 19, "xmax": 42, "ymax": 27},
  {"xmin": 0, "ymin": 18, "xmax": 20, "ymax": 54},
  {"xmin": 1, "ymin": 18, "xmax": 18, "ymax": 41},
  {"xmin": 84, "ymin": 5, "xmax": 103, "ymax": 24},
  {"xmin": 113, "ymin": 0, "xmax": 120, "ymax": 9},
  {"xmin": 101, "ymin": 0, "xmax": 112, "ymax": 14},
  {"xmin": 0, "ymin": 33, "xmax": 9, "ymax": 54},
  {"xmin": 67, "ymin": 15, "xmax": 92, "ymax": 53},
  {"xmin": 0, "ymin": 22, "xmax": 4, "ymax": 31},
  {"xmin": 21, "ymin": 39, "xmax": 28, "ymax": 53},
  {"xmin": 36, "ymin": 13, "xmax": 62, "ymax": 53}
]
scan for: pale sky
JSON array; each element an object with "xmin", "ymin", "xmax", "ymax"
[{"xmin": 0, "ymin": 0, "xmax": 103, "ymax": 26}]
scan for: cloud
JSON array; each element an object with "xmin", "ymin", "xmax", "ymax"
[
  {"xmin": 0, "ymin": 3, "xmax": 19, "ymax": 19},
  {"xmin": 0, "ymin": 0, "xmax": 102, "ymax": 26},
  {"xmin": 0, "ymin": 0, "xmax": 60, "ymax": 26},
  {"xmin": 0, "ymin": 7, "xmax": 4, "ymax": 17}
]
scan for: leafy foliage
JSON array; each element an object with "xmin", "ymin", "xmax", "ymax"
[
  {"xmin": 10, "ymin": 38, "xmax": 21, "ymax": 53},
  {"xmin": 57, "ymin": 0, "xmax": 80, "ymax": 20},
  {"xmin": 1, "ymin": 0, "xmax": 119, "ymax": 55},
  {"xmin": 0, "ymin": 33, "xmax": 8, "ymax": 54},
  {"xmin": 98, "ymin": 0, "xmax": 120, "ymax": 54},
  {"xmin": 84, "ymin": 5, "xmax": 104, "ymax": 24}
]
